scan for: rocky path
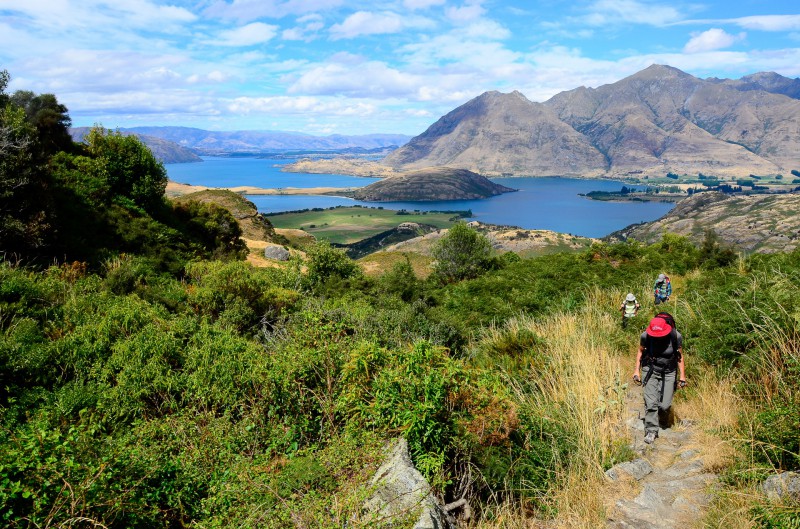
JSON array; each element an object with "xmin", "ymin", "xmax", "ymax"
[{"xmin": 605, "ymin": 389, "xmax": 718, "ymax": 528}]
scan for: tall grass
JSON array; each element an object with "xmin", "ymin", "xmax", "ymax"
[
  {"xmin": 475, "ymin": 287, "xmax": 633, "ymax": 528},
  {"xmin": 696, "ymin": 267, "xmax": 800, "ymax": 528}
]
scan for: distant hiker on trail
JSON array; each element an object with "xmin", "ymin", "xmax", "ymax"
[
  {"xmin": 620, "ymin": 293, "xmax": 640, "ymax": 328},
  {"xmin": 632, "ymin": 314, "xmax": 686, "ymax": 444},
  {"xmin": 653, "ymin": 273, "xmax": 671, "ymax": 305}
]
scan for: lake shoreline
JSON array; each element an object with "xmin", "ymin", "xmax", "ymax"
[{"xmin": 166, "ymin": 180, "xmax": 358, "ymax": 198}]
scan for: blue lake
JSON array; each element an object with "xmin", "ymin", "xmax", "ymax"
[
  {"xmin": 166, "ymin": 157, "xmax": 674, "ymax": 238},
  {"xmin": 166, "ymin": 156, "xmax": 379, "ymax": 189}
]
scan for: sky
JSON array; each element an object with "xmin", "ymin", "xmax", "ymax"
[{"xmin": 2, "ymin": 0, "xmax": 800, "ymax": 136}]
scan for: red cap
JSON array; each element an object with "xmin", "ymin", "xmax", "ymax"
[{"xmin": 647, "ymin": 317, "xmax": 672, "ymax": 337}]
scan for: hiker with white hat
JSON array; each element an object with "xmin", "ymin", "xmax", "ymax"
[{"xmin": 619, "ymin": 293, "xmax": 640, "ymax": 328}]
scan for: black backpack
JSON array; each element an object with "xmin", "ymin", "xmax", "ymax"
[
  {"xmin": 655, "ymin": 311, "xmax": 676, "ymax": 330},
  {"xmin": 643, "ymin": 312, "xmax": 681, "ymax": 369}
]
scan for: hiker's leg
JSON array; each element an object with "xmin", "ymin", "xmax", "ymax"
[
  {"xmin": 657, "ymin": 370, "xmax": 677, "ymax": 428},
  {"xmin": 642, "ymin": 367, "xmax": 660, "ymax": 433}
]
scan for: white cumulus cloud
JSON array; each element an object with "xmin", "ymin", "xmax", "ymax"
[
  {"xmin": 213, "ymin": 22, "xmax": 279, "ymax": 46},
  {"xmin": 722, "ymin": 14, "xmax": 800, "ymax": 32},
  {"xmin": 582, "ymin": 0, "xmax": 683, "ymax": 27},
  {"xmin": 445, "ymin": 1, "xmax": 486, "ymax": 22},
  {"xmin": 288, "ymin": 54, "xmax": 422, "ymax": 98},
  {"xmin": 329, "ymin": 11, "xmax": 434, "ymax": 39},
  {"xmin": 684, "ymin": 28, "xmax": 744, "ymax": 54}
]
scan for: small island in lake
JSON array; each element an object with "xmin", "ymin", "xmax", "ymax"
[{"xmin": 342, "ymin": 167, "xmax": 517, "ymax": 202}]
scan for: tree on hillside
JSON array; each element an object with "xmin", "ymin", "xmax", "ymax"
[
  {"xmin": 10, "ymin": 90, "xmax": 73, "ymax": 155},
  {"xmin": 83, "ymin": 127, "xmax": 167, "ymax": 213},
  {"xmin": 0, "ymin": 71, "xmax": 55, "ymax": 254},
  {"xmin": 432, "ymin": 221, "xmax": 493, "ymax": 283}
]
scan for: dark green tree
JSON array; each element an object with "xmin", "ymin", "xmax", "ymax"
[
  {"xmin": 83, "ymin": 127, "xmax": 167, "ymax": 213},
  {"xmin": 431, "ymin": 221, "xmax": 493, "ymax": 283},
  {"xmin": 9, "ymin": 90, "xmax": 73, "ymax": 155},
  {"xmin": 1, "ymin": 71, "xmax": 56, "ymax": 255}
]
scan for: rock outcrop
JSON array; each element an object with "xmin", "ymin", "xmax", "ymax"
[
  {"xmin": 361, "ymin": 438, "xmax": 453, "ymax": 529},
  {"xmin": 762, "ymin": 471, "xmax": 800, "ymax": 502},
  {"xmin": 263, "ymin": 245, "xmax": 290, "ymax": 261}
]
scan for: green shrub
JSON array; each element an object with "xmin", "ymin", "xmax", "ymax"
[
  {"xmin": 431, "ymin": 221, "xmax": 493, "ymax": 283},
  {"xmin": 303, "ymin": 240, "xmax": 362, "ymax": 289},
  {"xmin": 185, "ymin": 260, "xmax": 299, "ymax": 334}
]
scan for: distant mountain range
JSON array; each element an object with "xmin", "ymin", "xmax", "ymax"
[
  {"xmin": 384, "ymin": 65, "xmax": 800, "ymax": 178},
  {"xmin": 122, "ymin": 127, "xmax": 411, "ymax": 155},
  {"xmin": 70, "ymin": 126, "xmax": 413, "ymax": 164}
]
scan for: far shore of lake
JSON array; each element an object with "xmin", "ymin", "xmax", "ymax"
[{"xmin": 166, "ymin": 180, "xmax": 355, "ymax": 198}]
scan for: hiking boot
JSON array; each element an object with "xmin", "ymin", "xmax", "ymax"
[{"xmin": 644, "ymin": 431, "xmax": 658, "ymax": 444}]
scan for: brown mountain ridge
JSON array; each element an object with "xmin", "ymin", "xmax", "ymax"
[{"xmin": 384, "ymin": 65, "xmax": 800, "ymax": 179}]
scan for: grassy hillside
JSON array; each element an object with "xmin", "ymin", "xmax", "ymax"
[{"xmin": 617, "ymin": 191, "xmax": 800, "ymax": 253}]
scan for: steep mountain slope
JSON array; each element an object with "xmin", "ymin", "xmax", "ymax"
[
  {"xmin": 383, "ymin": 90, "xmax": 608, "ymax": 176},
  {"xmin": 546, "ymin": 64, "xmax": 791, "ymax": 176},
  {"xmin": 612, "ymin": 191, "xmax": 800, "ymax": 253},
  {"xmin": 386, "ymin": 65, "xmax": 800, "ymax": 178},
  {"xmin": 349, "ymin": 167, "xmax": 516, "ymax": 201}
]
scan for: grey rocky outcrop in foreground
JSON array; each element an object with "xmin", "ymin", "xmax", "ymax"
[
  {"xmin": 362, "ymin": 438, "xmax": 453, "ymax": 528},
  {"xmin": 761, "ymin": 471, "xmax": 800, "ymax": 502}
]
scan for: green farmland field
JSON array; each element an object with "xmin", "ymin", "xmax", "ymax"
[{"xmin": 267, "ymin": 206, "xmax": 461, "ymax": 244}]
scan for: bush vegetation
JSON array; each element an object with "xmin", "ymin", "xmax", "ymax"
[{"xmin": 1, "ymin": 70, "xmax": 797, "ymax": 527}]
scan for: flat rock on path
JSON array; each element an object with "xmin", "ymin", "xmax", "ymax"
[{"xmin": 605, "ymin": 389, "xmax": 718, "ymax": 528}]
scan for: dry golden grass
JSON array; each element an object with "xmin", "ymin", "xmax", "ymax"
[
  {"xmin": 677, "ymin": 372, "xmax": 741, "ymax": 473},
  {"xmin": 275, "ymin": 228, "xmax": 316, "ymax": 248},
  {"xmin": 702, "ymin": 486, "xmax": 761, "ymax": 529},
  {"xmin": 475, "ymin": 288, "xmax": 633, "ymax": 528},
  {"xmin": 358, "ymin": 251, "xmax": 434, "ymax": 278}
]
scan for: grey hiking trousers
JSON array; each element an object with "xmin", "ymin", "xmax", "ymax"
[{"xmin": 642, "ymin": 366, "xmax": 676, "ymax": 433}]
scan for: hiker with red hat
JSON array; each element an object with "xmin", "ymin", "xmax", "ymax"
[{"xmin": 632, "ymin": 314, "xmax": 687, "ymax": 444}]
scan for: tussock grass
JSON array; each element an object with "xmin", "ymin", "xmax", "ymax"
[
  {"xmin": 679, "ymin": 372, "xmax": 741, "ymax": 473},
  {"xmin": 475, "ymin": 287, "xmax": 633, "ymax": 528},
  {"xmin": 698, "ymin": 271, "xmax": 800, "ymax": 529},
  {"xmin": 358, "ymin": 250, "xmax": 434, "ymax": 278}
]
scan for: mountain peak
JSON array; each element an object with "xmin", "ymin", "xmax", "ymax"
[{"xmin": 631, "ymin": 64, "xmax": 693, "ymax": 80}]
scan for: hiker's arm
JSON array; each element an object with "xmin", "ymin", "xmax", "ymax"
[
  {"xmin": 677, "ymin": 348, "xmax": 686, "ymax": 383},
  {"xmin": 633, "ymin": 346, "xmax": 644, "ymax": 378}
]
